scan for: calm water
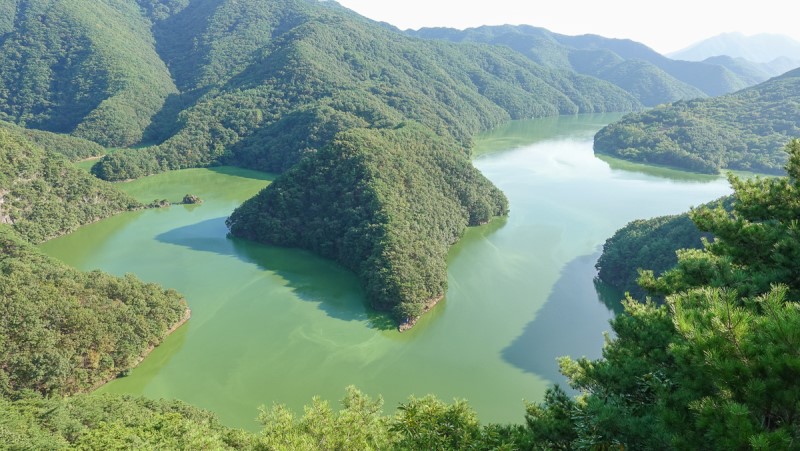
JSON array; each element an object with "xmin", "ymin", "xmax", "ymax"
[{"xmin": 40, "ymin": 114, "xmax": 732, "ymax": 430}]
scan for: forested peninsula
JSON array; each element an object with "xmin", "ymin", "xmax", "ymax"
[
  {"xmin": 594, "ymin": 68, "xmax": 800, "ymax": 174},
  {"xmin": 0, "ymin": 124, "xmax": 191, "ymax": 398}
]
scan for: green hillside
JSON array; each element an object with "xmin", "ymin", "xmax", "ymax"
[
  {"xmin": 228, "ymin": 123, "xmax": 508, "ymax": 322},
  {"xmin": 595, "ymin": 196, "xmax": 732, "ymax": 298},
  {"xmin": 0, "ymin": 225, "xmax": 188, "ymax": 398},
  {"xmin": 0, "ymin": 0, "xmax": 177, "ymax": 147},
  {"xmin": 0, "ymin": 120, "xmax": 105, "ymax": 161},
  {"xmin": 594, "ymin": 68, "xmax": 800, "ymax": 174},
  {"xmin": 409, "ymin": 25, "xmax": 754, "ymax": 104},
  {"xmin": 0, "ymin": 128, "xmax": 139, "ymax": 243},
  {"xmin": 92, "ymin": 0, "xmax": 640, "ymax": 180}
]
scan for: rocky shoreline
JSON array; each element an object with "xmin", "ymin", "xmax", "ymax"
[{"xmin": 398, "ymin": 295, "xmax": 444, "ymax": 332}]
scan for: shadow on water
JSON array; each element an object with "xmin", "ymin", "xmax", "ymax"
[
  {"xmin": 501, "ymin": 252, "xmax": 617, "ymax": 385},
  {"xmin": 206, "ymin": 165, "xmax": 277, "ymax": 182},
  {"xmin": 594, "ymin": 278, "xmax": 627, "ymax": 315},
  {"xmin": 155, "ymin": 217, "xmax": 396, "ymax": 330},
  {"xmin": 447, "ymin": 215, "xmax": 509, "ymax": 261}
]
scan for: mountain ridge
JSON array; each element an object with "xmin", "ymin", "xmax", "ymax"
[
  {"xmin": 409, "ymin": 24, "xmax": 756, "ymax": 101},
  {"xmin": 594, "ymin": 67, "xmax": 800, "ymax": 174}
]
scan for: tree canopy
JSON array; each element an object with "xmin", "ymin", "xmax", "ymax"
[
  {"xmin": 527, "ymin": 140, "xmax": 800, "ymax": 449},
  {"xmin": 0, "ymin": 128, "xmax": 139, "ymax": 243},
  {"xmin": 228, "ymin": 123, "xmax": 508, "ymax": 323}
]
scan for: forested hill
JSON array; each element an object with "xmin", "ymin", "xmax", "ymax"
[
  {"xmin": 0, "ymin": 128, "xmax": 139, "ymax": 243},
  {"xmin": 89, "ymin": 0, "xmax": 640, "ymax": 180},
  {"xmin": 0, "ymin": 0, "xmax": 177, "ymax": 147},
  {"xmin": 594, "ymin": 68, "xmax": 800, "ymax": 174},
  {"xmin": 0, "ymin": 0, "xmax": 639, "ymax": 181},
  {"xmin": 0, "ymin": 225, "xmax": 189, "ymax": 398},
  {"xmin": 228, "ymin": 123, "xmax": 509, "ymax": 322},
  {"xmin": 409, "ymin": 25, "xmax": 753, "ymax": 104}
]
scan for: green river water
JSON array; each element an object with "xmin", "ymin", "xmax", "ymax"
[{"xmin": 40, "ymin": 114, "xmax": 732, "ymax": 430}]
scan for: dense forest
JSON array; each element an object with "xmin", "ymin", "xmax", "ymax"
[
  {"xmin": 0, "ymin": 0, "xmax": 177, "ymax": 147},
  {"xmin": 0, "ymin": 127, "xmax": 198, "ymax": 446},
  {"xmin": 228, "ymin": 123, "xmax": 508, "ymax": 322},
  {"xmin": 523, "ymin": 140, "xmax": 800, "ymax": 449},
  {"xmin": 0, "ymin": 226, "xmax": 189, "ymax": 398},
  {"xmin": 409, "ymin": 24, "xmax": 765, "ymax": 105},
  {"xmin": 0, "ymin": 128, "xmax": 139, "ymax": 243},
  {"xmin": 594, "ymin": 68, "xmax": 800, "ymax": 174},
  {"xmin": 88, "ymin": 0, "xmax": 640, "ymax": 181},
  {"xmin": 595, "ymin": 196, "xmax": 733, "ymax": 298}
]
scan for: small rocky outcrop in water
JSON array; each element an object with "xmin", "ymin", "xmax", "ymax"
[
  {"xmin": 148, "ymin": 199, "xmax": 171, "ymax": 208},
  {"xmin": 182, "ymin": 194, "xmax": 203, "ymax": 205}
]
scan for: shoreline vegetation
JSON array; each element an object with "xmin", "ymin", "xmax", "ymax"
[
  {"xmin": 89, "ymin": 308, "xmax": 192, "ymax": 392},
  {"xmin": 0, "ymin": 225, "xmax": 190, "ymax": 399}
]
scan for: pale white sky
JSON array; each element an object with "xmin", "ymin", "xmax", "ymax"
[{"xmin": 335, "ymin": 0, "xmax": 800, "ymax": 54}]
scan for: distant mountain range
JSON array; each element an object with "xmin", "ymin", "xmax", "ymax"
[
  {"xmin": 409, "ymin": 25, "xmax": 756, "ymax": 104},
  {"xmin": 669, "ymin": 32, "xmax": 800, "ymax": 64}
]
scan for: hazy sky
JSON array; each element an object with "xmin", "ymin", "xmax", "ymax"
[{"xmin": 335, "ymin": 0, "xmax": 800, "ymax": 54}]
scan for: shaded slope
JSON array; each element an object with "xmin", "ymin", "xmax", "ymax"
[
  {"xmin": 594, "ymin": 68, "xmax": 800, "ymax": 174},
  {"xmin": 0, "ymin": 0, "xmax": 177, "ymax": 147},
  {"xmin": 0, "ymin": 128, "xmax": 139, "ymax": 243}
]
